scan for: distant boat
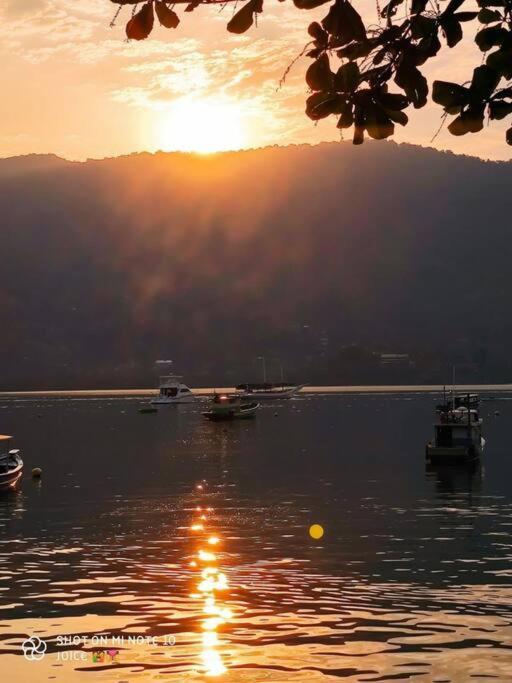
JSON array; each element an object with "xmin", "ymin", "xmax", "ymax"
[
  {"xmin": 426, "ymin": 393, "xmax": 484, "ymax": 464},
  {"xmin": 203, "ymin": 394, "xmax": 259, "ymax": 421},
  {"xmin": 0, "ymin": 436, "xmax": 23, "ymax": 492},
  {"xmin": 150, "ymin": 360, "xmax": 195, "ymax": 405},
  {"xmin": 235, "ymin": 383, "xmax": 305, "ymax": 400}
]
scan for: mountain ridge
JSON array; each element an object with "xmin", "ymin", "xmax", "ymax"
[{"xmin": 1, "ymin": 140, "xmax": 511, "ymax": 389}]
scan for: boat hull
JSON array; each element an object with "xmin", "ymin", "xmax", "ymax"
[
  {"xmin": 0, "ymin": 470, "xmax": 22, "ymax": 491},
  {"xmin": 236, "ymin": 386, "xmax": 304, "ymax": 400},
  {"xmin": 426, "ymin": 441, "xmax": 483, "ymax": 465},
  {"xmin": 204, "ymin": 402, "xmax": 259, "ymax": 421},
  {"xmin": 0, "ymin": 456, "xmax": 23, "ymax": 492},
  {"xmin": 150, "ymin": 396, "xmax": 195, "ymax": 405}
]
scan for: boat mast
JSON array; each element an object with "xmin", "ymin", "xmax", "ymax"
[
  {"xmin": 257, "ymin": 356, "xmax": 267, "ymax": 383},
  {"xmin": 279, "ymin": 360, "xmax": 284, "ymax": 384}
]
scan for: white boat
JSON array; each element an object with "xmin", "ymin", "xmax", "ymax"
[
  {"xmin": 235, "ymin": 383, "xmax": 305, "ymax": 400},
  {"xmin": 0, "ymin": 436, "xmax": 23, "ymax": 492},
  {"xmin": 150, "ymin": 361, "xmax": 195, "ymax": 405},
  {"xmin": 426, "ymin": 394, "xmax": 484, "ymax": 464}
]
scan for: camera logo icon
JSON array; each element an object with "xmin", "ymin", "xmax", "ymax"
[{"xmin": 22, "ymin": 636, "xmax": 47, "ymax": 661}]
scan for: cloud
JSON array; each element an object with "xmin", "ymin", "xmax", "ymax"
[{"xmin": 2, "ymin": 0, "xmax": 48, "ymax": 17}]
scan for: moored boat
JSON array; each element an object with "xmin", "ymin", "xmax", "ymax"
[
  {"xmin": 150, "ymin": 360, "xmax": 195, "ymax": 405},
  {"xmin": 426, "ymin": 393, "xmax": 484, "ymax": 464},
  {"xmin": 0, "ymin": 436, "xmax": 23, "ymax": 492},
  {"xmin": 235, "ymin": 382, "xmax": 305, "ymax": 400},
  {"xmin": 204, "ymin": 395, "xmax": 259, "ymax": 421}
]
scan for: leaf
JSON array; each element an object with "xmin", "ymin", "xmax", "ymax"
[
  {"xmin": 470, "ymin": 64, "xmax": 501, "ymax": 99},
  {"xmin": 377, "ymin": 92, "xmax": 409, "ymax": 110},
  {"xmin": 475, "ymin": 26, "xmax": 508, "ymax": 51},
  {"xmin": 454, "ymin": 11, "xmax": 478, "ymax": 21},
  {"xmin": 486, "ymin": 48, "xmax": 512, "ymax": 79},
  {"xmin": 335, "ymin": 62, "xmax": 360, "ymax": 92},
  {"xmin": 337, "ymin": 39, "xmax": 375, "ymax": 60},
  {"xmin": 380, "ymin": 0, "xmax": 404, "ymax": 18},
  {"xmin": 155, "ymin": 1, "xmax": 180, "ymax": 28},
  {"xmin": 441, "ymin": 16, "xmax": 463, "ymax": 47},
  {"xmin": 417, "ymin": 32, "xmax": 441, "ymax": 62},
  {"xmin": 351, "ymin": 104, "xmax": 365, "ymax": 143},
  {"xmin": 489, "ymin": 100, "xmax": 512, "ymax": 119},
  {"xmin": 227, "ymin": 0, "xmax": 263, "ymax": 34},
  {"xmin": 322, "ymin": 0, "xmax": 366, "ymax": 46},
  {"xmin": 506, "ymin": 126, "xmax": 512, "ymax": 144},
  {"xmin": 306, "ymin": 54, "xmax": 333, "ymax": 91},
  {"xmin": 410, "ymin": 15, "xmax": 437, "ymax": 39},
  {"xmin": 308, "ymin": 21, "xmax": 328, "ymax": 44},
  {"xmin": 478, "ymin": 0, "xmax": 506, "ymax": 6},
  {"xmin": 448, "ymin": 106, "xmax": 485, "ymax": 135},
  {"xmin": 432, "ymin": 80, "xmax": 468, "ymax": 113},
  {"xmin": 365, "ymin": 103, "xmax": 394, "ymax": 140},
  {"xmin": 385, "ymin": 108, "xmax": 409, "ymax": 125},
  {"xmin": 294, "ymin": 0, "xmax": 331, "ymax": 7},
  {"xmin": 337, "ymin": 102, "xmax": 354, "ymax": 128},
  {"xmin": 395, "ymin": 62, "xmax": 428, "ymax": 108},
  {"xmin": 448, "ymin": 114, "xmax": 471, "ymax": 135},
  {"xmin": 126, "ymin": 1, "xmax": 154, "ymax": 40},
  {"xmin": 306, "ymin": 47, "xmax": 324, "ymax": 59},
  {"xmin": 411, "ymin": 0, "xmax": 427, "ymax": 14},
  {"xmin": 305, "ymin": 92, "xmax": 342, "ymax": 120},
  {"xmin": 185, "ymin": 0, "xmax": 200, "ymax": 11},
  {"xmin": 477, "ymin": 7, "xmax": 502, "ymax": 22}
]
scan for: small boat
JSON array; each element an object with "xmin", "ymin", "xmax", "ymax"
[
  {"xmin": 235, "ymin": 382, "xmax": 305, "ymax": 400},
  {"xmin": 426, "ymin": 393, "xmax": 484, "ymax": 464},
  {"xmin": 204, "ymin": 395, "xmax": 259, "ymax": 421},
  {"xmin": 0, "ymin": 436, "xmax": 23, "ymax": 492},
  {"xmin": 150, "ymin": 360, "xmax": 195, "ymax": 405}
]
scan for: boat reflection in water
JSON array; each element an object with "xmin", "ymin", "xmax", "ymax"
[{"xmin": 189, "ymin": 487, "xmax": 232, "ymax": 677}]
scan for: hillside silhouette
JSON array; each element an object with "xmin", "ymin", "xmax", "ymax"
[{"xmin": 1, "ymin": 141, "xmax": 511, "ymax": 389}]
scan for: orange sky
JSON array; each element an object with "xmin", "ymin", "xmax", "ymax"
[{"xmin": 1, "ymin": 0, "xmax": 511, "ymax": 161}]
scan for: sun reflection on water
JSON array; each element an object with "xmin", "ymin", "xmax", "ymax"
[{"xmin": 189, "ymin": 486, "xmax": 231, "ymax": 677}]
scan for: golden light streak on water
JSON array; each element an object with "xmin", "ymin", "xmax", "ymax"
[{"xmin": 189, "ymin": 484, "xmax": 231, "ymax": 677}]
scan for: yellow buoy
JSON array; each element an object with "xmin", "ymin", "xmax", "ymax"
[
  {"xmin": 31, "ymin": 468, "xmax": 42, "ymax": 479},
  {"xmin": 309, "ymin": 524, "xmax": 324, "ymax": 540}
]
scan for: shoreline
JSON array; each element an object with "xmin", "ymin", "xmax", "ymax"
[{"xmin": 1, "ymin": 384, "xmax": 512, "ymax": 398}]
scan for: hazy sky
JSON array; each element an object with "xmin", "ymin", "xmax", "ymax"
[{"xmin": 1, "ymin": 0, "xmax": 511, "ymax": 161}]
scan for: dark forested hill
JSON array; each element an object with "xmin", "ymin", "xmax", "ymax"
[{"xmin": 1, "ymin": 141, "xmax": 511, "ymax": 389}]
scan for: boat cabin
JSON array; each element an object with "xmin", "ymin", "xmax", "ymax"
[
  {"xmin": 158, "ymin": 384, "xmax": 193, "ymax": 398},
  {"xmin": 0, "ymin": 435, "xmax": 13, "ymax": 456},
  {"xmin": 434, "ymin": 409, "xmax": 481, "ymax": 447}
]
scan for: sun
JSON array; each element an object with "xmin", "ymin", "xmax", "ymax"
[{"xmin": 157, "ymin": 98, "xmax": 248, "ymax": 154}]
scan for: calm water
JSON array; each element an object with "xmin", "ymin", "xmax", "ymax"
[{"xmin": 1, "ymin": 393, "xmax": 512, "ymax": 682}]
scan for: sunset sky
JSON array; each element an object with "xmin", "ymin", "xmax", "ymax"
[{"xmin": 1, "ymin": 0, "xmax": 511, "ymax": 161}]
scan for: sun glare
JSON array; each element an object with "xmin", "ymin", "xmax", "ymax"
[{"xmin": 158, "ymin": 98, "xmax": 247, "ymax": 154}]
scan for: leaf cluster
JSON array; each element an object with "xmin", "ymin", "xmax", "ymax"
[{"xmin": 111, "ymin": 0, "xmax": 512, "ymax": 145}]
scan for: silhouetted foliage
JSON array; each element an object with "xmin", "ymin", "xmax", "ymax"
[{"xmin": 111, "ymin": 0, "xmax": 512, "ymax": 145}]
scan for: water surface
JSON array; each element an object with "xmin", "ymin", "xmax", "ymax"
[{"xmin": 1, "ymin": 393, "xmax": 512, "ymax": 682}]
